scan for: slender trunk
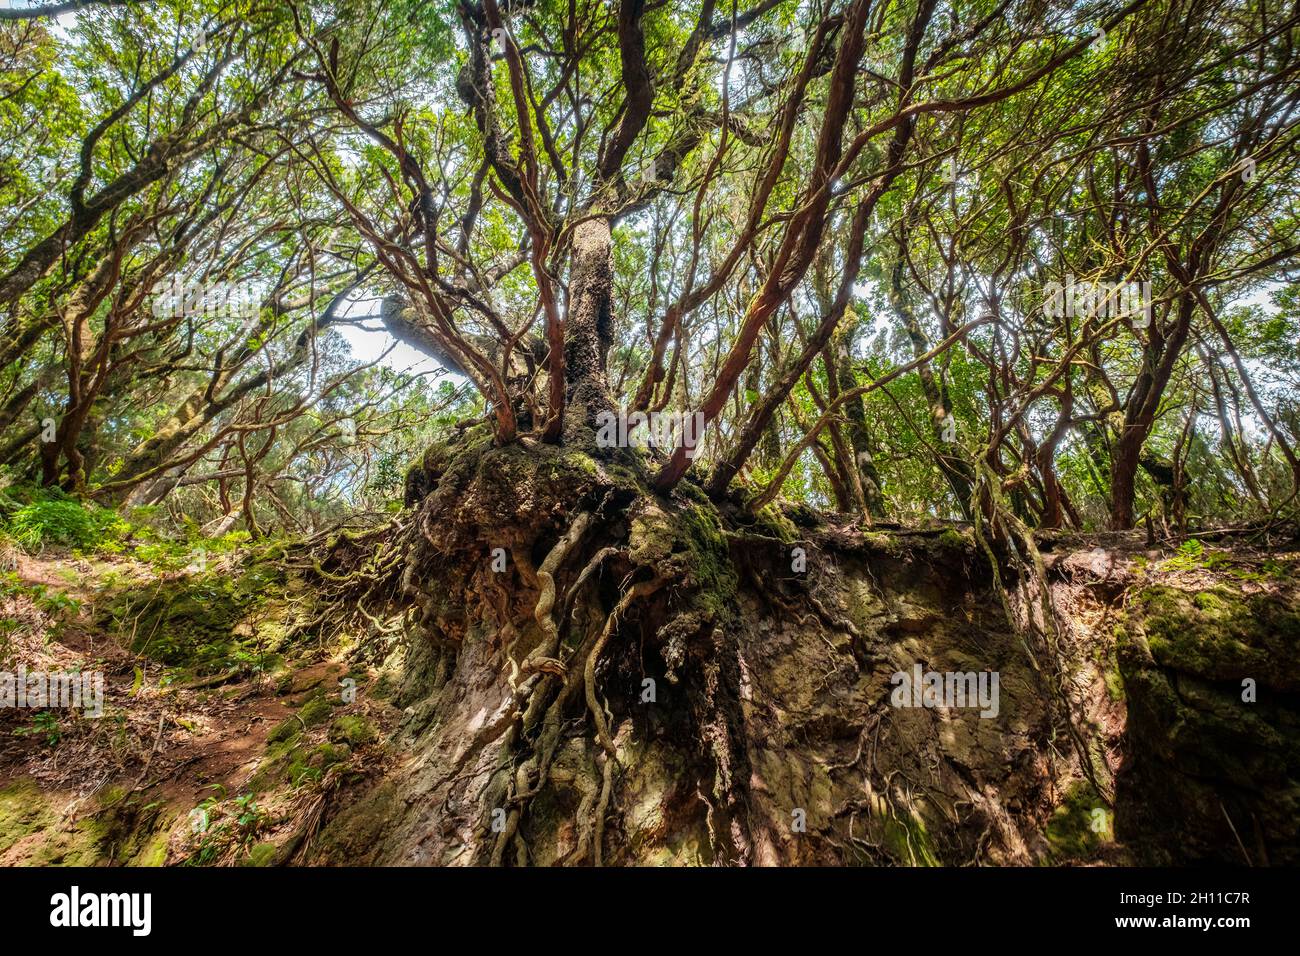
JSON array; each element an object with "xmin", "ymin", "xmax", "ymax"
[
  {"xmin": 889, "ymin": 257, "xmax": 974, "ymax": 516},
  {"xmin": 0, "ymin": 376, "xmax": 43, "ymax": 435},
  {"xmin": 0, "ymin": 313, "xmax": 51, "ymax": 373},
  {"xmin": 832, "ymin": 321, "xmax": 885, "ymax": 517}
]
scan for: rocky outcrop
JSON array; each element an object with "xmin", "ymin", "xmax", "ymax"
[{"xmin": 1116, "ymin": 580, "xmax": 1300, "ymax": 865}]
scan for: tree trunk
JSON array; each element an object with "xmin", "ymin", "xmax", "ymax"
[{"xmin": 562, "ymin": 216, "xmax": 616, "ymax": 446}]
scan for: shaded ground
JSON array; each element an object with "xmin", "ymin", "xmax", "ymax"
[{"xmin": 0, "ymin": 547, "xmax": 399, "ymax": 866}]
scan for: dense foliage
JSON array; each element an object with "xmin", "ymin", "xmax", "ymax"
[{"xmin": 1, "ymin": 0, "xmax": 1296, "ymax": 536}]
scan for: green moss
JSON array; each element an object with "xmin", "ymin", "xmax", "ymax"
[
  {"xmin": 126, "ymin": 823, "xmax": 174, "ymax": 867},
  {"xmin": 31, "ymin": 819, "xmax": 109, "ymax": 865},
  {"xmin": 249, "ymin": 736, "xmax": 350, "ymax": 793},
  {"xmin": 299, "ymin": 695, "xmax": 335, "ymax": 728},
  {"xmin": 1135, "ymin": 584, "xmax": 1299, "ymax": 684},
  {"xmin": 937, "ymin": 528, "xmax": 967, "ymax": 550},
  {"xmin": 416, "ymin": 423, "xmax": 492, "ymax": 481},
  {"xmin": 627, "ymin": 498, "xmax": 741, "ymax": 622},
  {"xmin": 675, "ymin": 478, "xmax": 712, "ymax": 507},
  {"xmin": 251, "ymin": 692, "xmax": 352, "ymax": 792},
  {"xmin": 289, "ymin": 742, "xmax": 347, "ymax": 783},
  {"xmin": 282, "ymin": 664, "xmax": 340, "ymax": 698},
  {"xmin": 1103, "ymin": 659, "xmax": 1125, "ymax": 702},
  {"xmin": 96, "ymin": 798, "xmax": 177, "ymax": 867},
  {"xmin": 1119, "ymin": 630, "xmax": 1298, "ymax": 791},
  {"xmin": 881, "ymin": 807, "xmax": 940, "ymax": 866},
  {"xmin": 628, "ymin": 503, "xmax": 676, "ymax": 565},
  {"xmin": 310, "ymin": 780, "xmax": 403, "ymax": 864},
  {"xmin": 0, "ymin": 777, "xmax": 116, "ymax": 865},
  {"xmin": 370, "ymin": 672, "xmax": 396, "ymax": 701},
  {"xmin": 329, "ymin": 715, "xmax": 376, "ymax": 746},
  {"xmin": 292, "ymin": 743, "xmax": 349, "ymax": 786},
  {"xmin": 602, "ymin": 459, "xmax": 647, "ymax": 492},
  {"xmin": 859, "ymin": 530, "xmax": 902, "ymax": 554},
  {"xmin": 1091, "ymin": 638, "xmax": 1126, "ymax": 702},
  {"xmin": 561, "ymin": 451, "xmax": 599, "ymax": 477},
  {"xmin": 101, "ymin": 558, "xmax": 286, "ymax": 676},
  {"xmin": 0, "ymin": 777, "xmax": 59, "ymax": 853},
  {"xmin": 247, "ymin": 738, "xmax": 296, "ymax": 793},
  {"xmin": 1193, "ymin": 590, "xmax": 1227, "ymax": 612},
  {"xmin": 1043, "ymin": 781, "xmax": 1107, "ymax": 862},
  {"xmin": 677, "ymin": 506, "xmax": 740, "ymax": 621},
  {"xmin": 752, "ymin": 502, "xmax": 798, "ymax": 544},
  {"xmin": 241, "ymin": 842, "xmax": 278, "ymax": 867},
  {"xmin": 266, "ymin": 718, "xmax": 300, "ymax": 745},
  {"xmin": 0, "ymin": 777, "xmax": 187, "ymax": 867}
]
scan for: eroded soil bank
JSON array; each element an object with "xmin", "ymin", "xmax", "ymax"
[{"xmin": 2, "ymin": 434, "xmax": 1296, "ymax": 866}]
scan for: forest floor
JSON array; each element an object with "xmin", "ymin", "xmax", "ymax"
[
  {"xmin": 0, "ymin": 543, "xmax": 403, "ymax": 866},
  {"xmin": 0, "ymin": 523, "xmax": 1295, "ymax": 865}
]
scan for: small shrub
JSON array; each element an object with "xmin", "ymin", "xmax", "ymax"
[
  {"xmin": 14, "ymin": 711, "xmax": 62, "ymax": 747},
  {"xmin": 4, "ymin": 491, "xmax": 128, "ymax": 552}
]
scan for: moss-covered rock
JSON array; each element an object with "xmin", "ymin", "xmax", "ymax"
[
  {"xmin": 329, "ymin": 715, "xmax": 376, "ymax": 747},
  {"xmin": 309, "ymin": 779, "xmax": 404, "ymax": 865},
  {"xmin": 1134, "ymin": 584, "xmax": 1300, "ymax": 688},
  {"xmin": 249, "ymin": 737, "xmax": 351, "ymax": 793},
  {"xmin": 0, "ymin": 778, "xmax": 180, "ymax": 866},
  {"xmin": 1042, "ymin": 781, "xmax": 1108, "ymax": 863},
  {"xmin": 1115, "ymin": 581, "xmax": 1300, "ymax": 864},
  {"xmin": 100, "ymin": 558, "xmax": 286, "ymax": 677},
  {"xmin": 299, "ymin": 695, "xmax": 336, "ymax": 728},
  {"xmin": 266, "ymin": 718, "xmax": 300, "ymax": 745},
  {"xmin": 0, "ymin": 777, "xmax": 65, "ymax": 859}
]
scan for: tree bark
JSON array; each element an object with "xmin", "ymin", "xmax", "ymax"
[{"xmin": 562, "ymin": 216, "xmax": 616, "ymax": 446}]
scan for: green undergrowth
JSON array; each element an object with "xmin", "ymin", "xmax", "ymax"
[
  {"xmin": 0, "ymin": 481, "xmax": 291, "ymax": 570},
  {"xmin": 0, "ymin": 484, "xmax": 128, "ymax": 552},
  {"xmin": 1156, "ymin": 538, "xmax": 1292, "ymax": 582},
  {"xmin": 0, "ymin": 485, "xmax": 382, "ymax": 867},
  {"xmin": 186, "ymin": 701, "xmax": 380, "ymax": 864},
  {"xmin": 184, "ymin": 789, "xmax": 273, "ymax": 866},
  {"xmin": 0, "ymin": 571, "xmax": 83, "ymax": 618}
]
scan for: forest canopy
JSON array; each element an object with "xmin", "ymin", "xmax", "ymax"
[{"xmin": 1, "ymin": 0, "xmax": 1297, "ymax": 537}]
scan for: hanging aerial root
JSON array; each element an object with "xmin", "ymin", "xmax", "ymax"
[
  {"xmin": 574, "ymin": 574, "xmax": 665, "ymax": 866},
  {"xmin": 592, "ymin": 752, "xmax": 616, "ymax": 867},
  {"xmin": 563, "ymin": 546, "xmax": 621, "ymax": 613},
  {"xmin": 584, "ymin": 576, "xmax": 667, "ymax": 756},
  {"xmin": 969, "ymin": 461, "xmax": 1112, "ymax": 808},
  {"xmin": 489, "ymin": 764, "xmax": 527, "ymax": 866},
  {"xmin": 513, "ymin": 511, "xmax": 594, "ymax": 685},
  {"xmin": 496, "ymin": 571, "xmax": 666, "ymax": 866}
]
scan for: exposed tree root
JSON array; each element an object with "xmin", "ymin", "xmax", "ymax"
[
  {"xmin": 970, "ymin": 461, "xmax": 1112, "ymax": 807},
  {"xmin": 292, "ymin": 436, "xmax": 1139, "ymax": 866}
]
